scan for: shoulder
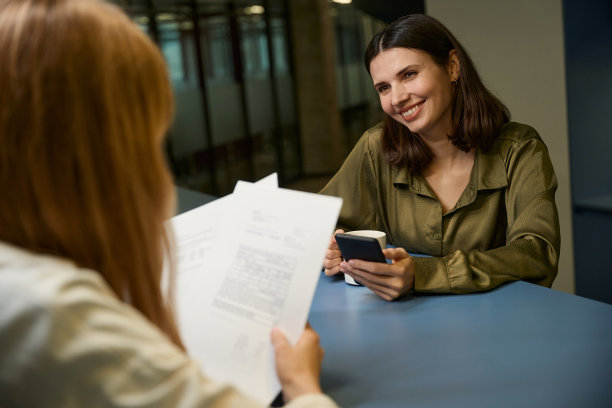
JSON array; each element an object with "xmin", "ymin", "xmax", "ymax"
[
  {"xmin": 497, "ymin": 122, "xmax": 542, "ymax": 143},
  {"xmin": 0, "ymin": 242, "xmax": 195, "ymax": 405},
  {"xmin": 0, "ymin": 243, "xmax": 113, "ymax": 399},
  {"xmin": 494, "ymin": 122, "xmax": 549, "ymax": 160},
  {"xmin": 0, "ymin": 244, "xmax": 170, "ymax": 348},
  {"xmin": 362, "ymin": 121, "xmax": 385, "ymax": 140},
  {"xmin": 334, "ymin": 122, "xmax": 385, "ymax": 170},
  {"xmin": 0, "ymin": 242, "xmax": 117, "ymax": 319},
  {"xmin": 0, "ymin": 243, "xmax": 125, "ymax": 370},
  {"xmin": 491, "ymin": 122, "xmax": 557, "ymax": 190},
  {"xmin": 354, "ymin": 121, "xmax": 384, "ymax": 158}
]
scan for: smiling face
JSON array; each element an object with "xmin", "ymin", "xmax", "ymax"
[{"xmin": 370, "ymin": 47, "xmax": 459, "ymax": 141}]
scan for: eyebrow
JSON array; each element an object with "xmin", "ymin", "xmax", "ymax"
[{"xmin": 373, "ymin": 64, "xmax": 421, "ymax": 89}]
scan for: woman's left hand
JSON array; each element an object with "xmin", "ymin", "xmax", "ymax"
[{"xmin": 340, "ymin": 247, "xmax": 415, "ymax": 301}]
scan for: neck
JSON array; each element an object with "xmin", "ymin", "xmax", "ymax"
[{"xmin": 423, "ymin": 137, "xmax": 474, "ymax": 174}]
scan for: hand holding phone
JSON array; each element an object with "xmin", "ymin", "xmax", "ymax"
[{"xmin": 334, "ymin": 233, "xmax": 386, "ymax": 264}]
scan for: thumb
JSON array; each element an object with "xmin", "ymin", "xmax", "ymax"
[
  {"xmin": 270, "ymin": 327, "xmax": 289, "ymax": 349},
  {"xmin": 383, "ymin": 247, "xmax": 409, "ymax": 259}
]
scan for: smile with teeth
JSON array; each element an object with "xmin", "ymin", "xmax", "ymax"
[{"xmin": 400, "ymin": 101, "xmax": 425, "ymax": 119}]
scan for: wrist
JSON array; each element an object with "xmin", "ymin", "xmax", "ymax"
[{"xmin": 282, "ymin": 380, "xmax": 322, "ymax": 402}]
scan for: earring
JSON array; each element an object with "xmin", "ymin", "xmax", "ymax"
[{"xmin": 452, "ymin": 79, "xmax": 458, "ymax": 87}]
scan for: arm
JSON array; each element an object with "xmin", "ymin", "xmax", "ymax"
[
  {"xmin": 319, "ymin": 127, "xmax": 383, "ymax": 276},
  {"xmin": 414, "ymin": 133, "xmax": 560, "ymax": 293},
  {"xmin": 2, "ymin": 266, "xmax": 337, "ymax": 407},
  {"xmin": 340, "ymin": 130, "xmax": 560, "ymax": 298}
]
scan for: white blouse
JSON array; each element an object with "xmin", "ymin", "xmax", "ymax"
[{"xmin": 0, "ymin": 242, "xmax": 337, "ymax": 408}]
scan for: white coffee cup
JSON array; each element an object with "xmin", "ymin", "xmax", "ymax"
[{"xmin": 342, "ymin": 230, "xmax": 386, "ymax": 285}]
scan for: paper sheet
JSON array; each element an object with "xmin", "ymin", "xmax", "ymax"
[{"xmin": 170, "ymin": 173, "xmax": 342, "ymax": 404}]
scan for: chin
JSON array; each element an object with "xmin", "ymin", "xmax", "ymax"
[{"xmin": 402, "ymin": 122, "xmax": 421, "ymax": 134}]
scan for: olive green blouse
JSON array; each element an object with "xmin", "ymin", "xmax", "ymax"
[{"xmin": 320, "ymin": 122, "xmax": 560, "ymax": 294}]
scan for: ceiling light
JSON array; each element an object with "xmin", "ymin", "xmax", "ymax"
[{"xmin": 244, "ymin": 5, "xmax": 265, "ymax": 15}]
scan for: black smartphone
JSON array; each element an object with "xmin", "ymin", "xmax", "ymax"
[{"xmin": 335, "ymin": 233, "xmax": 386, "ymax": 263}]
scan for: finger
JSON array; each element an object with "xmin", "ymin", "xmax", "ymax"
[
  {"xmin": 346, "ymin": 273, "xmax": 402, "ymax": 301},
  {"xmin": 323, "ymin": 255, "xmax": 341, "ymax": 269},
  {"xmin": 325, "ymin": 249, "xmax": 342, "ymax": 260},
  {"xmin": 324, "ymin": 266, "xmax": 341, "ymax": 276},
  {"xmin": 344, "ymin": 259, "xmax": 398, "ymax": 277},
  {"xmin": 300, "ymin": 326, "xmax": 324, "ymax": 361},
  {"xmin": 296, "ymin": 326, "xmax": 321, "ymax": 351},
  {"xmin": 323, "ymin": 258, "xmax": 342, "ymax": 275},
  {"xmin": 301, "ymin": 325, "xmax": 319, "ymax": 342},
  {"xmin": 368, "ymin": 284, "xmax": 400, "ymax": 301},
  {"xmin": 343, "ymin": 262, "xmax": 408, "ymax": 290},
  {"xmin": 323, "ymin": 261, "xmax": 337, "ymax": 271},
  {"xmin": 331, "ymin": 229, "xmax": 345, "ymax": 245},
  {"xmin": 345, "ymin": 268, "xmax": 395, "ymax": 288}
]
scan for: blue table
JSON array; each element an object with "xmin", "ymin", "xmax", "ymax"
[
  {"xmin": 309, "ymin": 276, "xmax": 612, "ymax": 408},
  {"xmin": 174, "ymin": 187, "xmax": 612, "ymax": 406}
]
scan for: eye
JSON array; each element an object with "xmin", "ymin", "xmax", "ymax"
[
  {"xmin": 375, "ymin": 84, "xmax": 389, "ymax": 94},
  {"xmin": 403, "ymin": 70, "xmax": 417, "ymax": 80}
]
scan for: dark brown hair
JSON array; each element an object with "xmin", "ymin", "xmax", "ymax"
[
  {"xmin": 0, "ymin": 0, "xmax": 183, "ymax": 348},
  {"xmin": 364, "ymin": 14, "xmax": 509, "ymax": 174}
]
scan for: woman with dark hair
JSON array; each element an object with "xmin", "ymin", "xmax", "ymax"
[
  {"xmin": 320, "ymin": 14, "xmax": 560, "ymax": 301},
  {"xmin": 0, "ymin": 0, "xmax": 337, "ymax": 406}
]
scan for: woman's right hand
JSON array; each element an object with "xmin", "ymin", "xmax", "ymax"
[
  {"xmin": 271, "ymin": 323, "xmax": 324, "ymax": 403},
  {"xmin": 323, "ymin": 229, "xmax": 344, "ymax": 276}
]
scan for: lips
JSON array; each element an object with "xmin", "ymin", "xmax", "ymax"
[{"xmin": 400, "ymin": 101, "xmax": 425, "ymax": 121}]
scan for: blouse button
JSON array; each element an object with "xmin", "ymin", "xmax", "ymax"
[{"xmin": 433, "ymin": 233, "xmax": 440, "ymax": 241}]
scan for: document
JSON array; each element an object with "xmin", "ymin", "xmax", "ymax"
[{"xmin": 170, "ymin": 174, "xmax": 342, "ymax": 405}]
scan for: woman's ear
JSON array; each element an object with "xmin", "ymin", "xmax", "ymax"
[{"xmin": 448, "ymin": 49, "xmax": 460, "ymax": 82}]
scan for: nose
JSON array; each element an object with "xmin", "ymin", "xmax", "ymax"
[{"xmin": 390, "ymin": 85, "xmax": 408, "ymax": 107}]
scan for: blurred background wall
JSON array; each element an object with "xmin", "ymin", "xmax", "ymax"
[
  {"xmin": 117, "ymin": 0, "xmax": 395, "ymax": 196},
  {"xmin": 562, "ymin": 0, "xmax": 612, "ymax": 305},
  {"xmin": 113, "ymin": 0, "xmax": 612, "ymax": 303},
  {"xmin": 426, "ymin": 0, "xmax": 576, "ymax": 295}
]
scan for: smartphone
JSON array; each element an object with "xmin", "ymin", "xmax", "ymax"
[{"xmin": 335, "ymin": 233, "xmax": 387, "ymax": 263}]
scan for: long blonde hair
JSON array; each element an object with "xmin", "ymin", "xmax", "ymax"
[{"xmin": 0, "ymin": 0, "xmax": 183, "ymax": 347}]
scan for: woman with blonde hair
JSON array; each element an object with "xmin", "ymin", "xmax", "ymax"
[{"xmin": 0, "ymin": 0, "xmax": 336, "ymax": 406}]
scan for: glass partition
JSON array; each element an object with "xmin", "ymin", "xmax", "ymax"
[{"xmin": 118, "ymin": 0, "xmax": 300, "ymax": 196}]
